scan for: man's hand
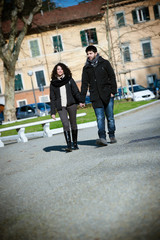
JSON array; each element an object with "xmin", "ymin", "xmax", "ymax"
[
  {"xmin": 111, "ymin": 93, "xmax": 114, "ymax": 97},
  {"xmin": 51, "ymin": 114, "xmax": 56, "ymax": 120},
  {"xmin": 79, "ymin": 103, "xmax": 85, "ymax": 108}
]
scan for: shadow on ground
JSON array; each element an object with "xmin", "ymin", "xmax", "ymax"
[
  {"xmin": 43, "ymin": 139, "xmax": 97, "ymax": 152},
  {"xmin": 128, "ymin": 135, "xmax": 160, "ymax": 143}
]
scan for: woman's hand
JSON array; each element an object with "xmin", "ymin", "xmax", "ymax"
[
  {"xmin": 80, "ymin": 103, "xmax": 85, "ymax": 108},
  {"xmin": 51, "ymin": 114, "xmax": 56, "ymax": 120}
]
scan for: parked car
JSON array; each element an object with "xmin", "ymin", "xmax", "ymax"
[
  {"xmin": 30, "ymin": 103, "xmax": 51, "ymax": 116},
  {"xmin": 128, "ymin": 84, "xmax": 155, "ymax": 101},
  {"xmin": 46, "ymin": 101, "xmax": 51, "ymax": 106},
  {"xmin": 16, "ymin": 105, "xmax": 40, "ymax": 119},
  {"xmin": 116, "ymin": 85, "xmax": 155, "ymax": 101}
]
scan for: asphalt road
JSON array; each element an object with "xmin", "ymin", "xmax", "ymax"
[{"xmin": 0, "ymin": 101, "xmax": 160, "ymax": 240}]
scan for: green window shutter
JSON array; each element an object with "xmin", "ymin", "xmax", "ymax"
[
  {"xmin": 30, "ymin": 40, "xmax": 40, "ymax": 57},
  {"xmin": 53, "ymin": 36, "xmax": 57, "ymax": 45},
  {"xmin": 80, "ymin": 30, "xmax": 87, "ymax": 47},
  {"xmin": 116, "ymin": 12, "xmax": 125, "ymax": 27},
  {"xmin": 53, "ymin": 36, "xmax": 63, "ymax": 52},
  {"xmin": 124, "ymin": 46, "xmax": 131, "ymax": 62},
  {"xmin": 57, "ymin": 35, "xmax": 63, "ymax": 51},
  {"xmin": 132, "ymin": 10, "xmax": 138, "ymax": 24},
  {"xmin": 35, "ymin": 70, "xmax": 46, "ymax": 88},
  {"xmin": 91, "ymin": 28, "xmax": 98, "ymax": 44},
  {"xmin": 143, "ymin": 7, "xmax": 150, "ymax": 21},
  {"xmin": 53, "ymin": 36, "xmax": 58, "ymax": 52},
  {"xmin": 15, "ymin": 74, "xmax": 23, "ymax": 91},
  {"xmin": 142, "ymin": 42, "xmax": 152, "ymax": 58},
  {"xmin": 153, "ymin": 5, "xmax": 159, "ymax": 19}
]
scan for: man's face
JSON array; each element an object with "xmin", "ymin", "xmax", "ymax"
[{"xmin": 87, "ymin": 51, "xmax": 97, "ymax": 61}]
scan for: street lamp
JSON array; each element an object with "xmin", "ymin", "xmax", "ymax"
[{"xmin": 27, "ymin": 70, "xmax": 39, "ymax": 115}]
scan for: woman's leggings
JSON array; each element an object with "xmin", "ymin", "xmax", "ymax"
[{"xmin": 58, "ymin": 104, "xmax": 78, "ymax": 131}]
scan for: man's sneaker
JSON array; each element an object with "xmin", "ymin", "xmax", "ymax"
[
  {"xmin": 96, "ymin": 138, "xmax": 108, "ymax": 146},
  {"xmin": 110, "ymin": 137, "xmax": 117, "ymax": 144}
]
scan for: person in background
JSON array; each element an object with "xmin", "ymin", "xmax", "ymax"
[
  {"xmin": 80, "ymin": 45, "xmax": 117, "ymax": 146},
  {"xmin": 50, "ymin": 63, "xmax": 81, "ymax": 152}
]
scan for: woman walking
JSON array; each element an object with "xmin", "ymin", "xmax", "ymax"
[{"xmin": 50, "ymin": 63, "xmax": 81, "ymax": 152}]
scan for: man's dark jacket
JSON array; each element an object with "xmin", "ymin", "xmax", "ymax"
[{"xmin": 81, "ymin": 56, "xmax": 117, "ymax": 108}]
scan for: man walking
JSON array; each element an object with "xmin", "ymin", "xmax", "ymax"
[{"xmin": 80, "ymin": 45, "xmax": 117, "ymax": 146}]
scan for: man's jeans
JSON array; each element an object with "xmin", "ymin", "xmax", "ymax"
[{"xmin": 94, "ymin": 97, "xmax": 116, "ymax": 139}]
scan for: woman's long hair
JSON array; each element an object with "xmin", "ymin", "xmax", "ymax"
[{"xmin": 51, "ymin": 63, "xmax": 72, "ymax": 80}]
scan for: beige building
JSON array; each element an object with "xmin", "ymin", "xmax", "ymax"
[{"xmin": 0, "ymin": 0, "xmax": 160, "ymax": 107}]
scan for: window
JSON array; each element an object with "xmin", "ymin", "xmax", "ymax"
[
  {"xmin": 116, "ymin": 12, "xmax": 125, "ymax": 27},
  {"xmin": 128, "ymin": 79, "xmax": 136, "ymax": 85},
  {"xmin": 18, "ymin": 100, "xmax": 27, "ymax": 107},
  {"xmin": 128, "ymin": 85, "xmax": 147, "ymax": 92},
  {"xmin": 40, "ymin": 95, "xmax": 49, "ymax": 103},
  {"xmin": 80, "ymin": 28, "xmax": 98, "ymax": 47},
  {"xmin": 29, "ymin": 39, "xmax": 40, "ymax": 57},
  {"xmin": 153, "ymin": 4, "xmax": 160, "ymax": 19},
  {"xmin": 35, "ymin": 70, "xmax": 46, "ymax": 88},
  {"xmin": 15, "ymin": 74, "xmax": 23, "ymax": 91},
  {"xmin": 132, "ymin": 7, "xmax": 150, "ymax": 24},
  {"xmin": 147, "ymin": 74, "xmax": 156, "ymax": 88},
  {"xmin": 52, "ymin": 35, "xmax": 63, "ymax": 53},
  {"xmin": 141, "ymin": 40, "xmax": 152, "ymax": 58},
  {"xmin": 122, "ymin": 44, "xmax": 131, "ymax": 62}
]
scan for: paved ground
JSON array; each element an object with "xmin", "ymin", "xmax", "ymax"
[{"xmin": 0, "ymin": 101, "xmax": 160, "ymax": 240}]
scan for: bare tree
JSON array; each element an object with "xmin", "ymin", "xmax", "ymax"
[{"xmin": 0, "ymin": 0, "xmax": 42, "ymax": 122}]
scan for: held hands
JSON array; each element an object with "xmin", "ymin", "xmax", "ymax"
[
  {"xmin": 79, "ymin": 103, "xmax": 85, "ymax": 108},
  {"xmin": 51, "ymin": 114, "xmax": 56, "ymax": 120}
]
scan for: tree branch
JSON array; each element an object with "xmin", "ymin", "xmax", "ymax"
[
  {"xmin": 0, "ymin": 0, "xmax": 42, "ymax": 70},
  {"xmin": 15, "ymin": 0, "xmax": 42, "ymax": 59},
  {"xmin": 15, "ymin": 0, "xmax": 25, "ymax": 12},
  {"xmin": 8, "ymin": 7, "xmax": 18, "ymax": 53},
  {"xmin": 22, "ymin": 0, "xmax": 42, "ymax": 25},
  {"xmin": 0, "ymin": 0, "xmax": 5, "ymax": 48}
]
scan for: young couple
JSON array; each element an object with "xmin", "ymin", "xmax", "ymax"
[{"xmin": 50, "ymin": 45, "xmax": 117, "ymax": 152}]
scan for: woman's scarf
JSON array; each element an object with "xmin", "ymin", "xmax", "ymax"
[{"xmin": 51, "ymin": 75, "xmax": 70, "ymax": 87}]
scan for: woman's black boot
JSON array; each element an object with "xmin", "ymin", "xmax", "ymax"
[
  {"xmin": 64, "ymin": 131, "xmax": 72, "ymax": 152},
  {"xmin": 72, "ymin": 129, "xmax": 79, "ymax": 150}
]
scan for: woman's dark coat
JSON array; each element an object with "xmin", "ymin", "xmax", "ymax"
[
  {"xmin": 50, "ymin": 78, "xmax": 81, "ymax": 115},
  {"xmin": 81, "ymin": 56, "xmax": 117, "ymax": 108}
]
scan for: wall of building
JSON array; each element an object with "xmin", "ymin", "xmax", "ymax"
[
  {"xmin": 0, "ymin": 0, "xmax": 160, "ymax": 107},
  {"xmin": 108, "ymin": 0, "xmax": 160, "ymax": 88}
]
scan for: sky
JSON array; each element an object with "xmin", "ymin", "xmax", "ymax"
[{"xmin": 53, "ymin": 0, "xmax": 85, "ymax": 8}]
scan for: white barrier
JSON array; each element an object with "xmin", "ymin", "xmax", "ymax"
[{"xmin": 0, "ymin": 113, "xmax": 86, "ymax": 147}]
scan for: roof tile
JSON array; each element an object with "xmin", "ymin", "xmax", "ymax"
[{"xmin": 2, "ymin": 0, "xmax": 105, "ymax": 34}]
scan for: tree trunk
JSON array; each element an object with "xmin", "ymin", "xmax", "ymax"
[
  {"xmin": 3, "ymin": 65, "xmax": 16, "ymax": 122},
  {"xmin": 0, "ymin": 0, "xmax": 42, "ymax": 122}
]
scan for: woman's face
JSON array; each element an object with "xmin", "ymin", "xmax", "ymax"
[{"xmin": 56, "ymin": 65, "xmax": 64, "ymax": 77}]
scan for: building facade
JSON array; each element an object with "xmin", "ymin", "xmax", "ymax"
[
  {"xmin": 0, "ymin": 0, "xmax": 159, "ymax": 106},
  {"xmin": 108, "ymin": 0, "xmax": 160, "ymax": 91}
]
